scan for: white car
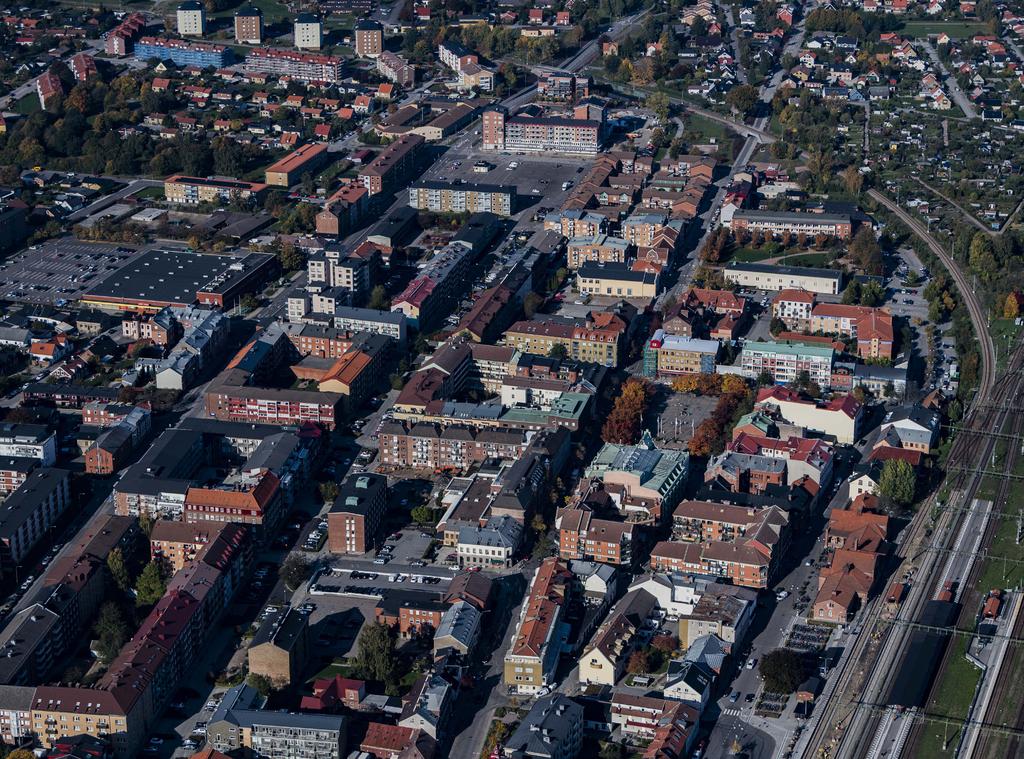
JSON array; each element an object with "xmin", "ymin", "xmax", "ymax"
[{"xmin": 776, "ymin": 590, "xmax": 790, "ymax": 600}]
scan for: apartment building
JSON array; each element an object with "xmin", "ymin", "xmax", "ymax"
[
  {"xmin": 566, "ymin": 234, "xmax": 631, "ymax": 269},
  {"xmin": 740, "ymin": 340, "xmax": 834, "ymax": 387},
  {"xmin": 176, "ymin": 1, "xmax": 206, "ymax": 36},
  {"xmin": 327, "ymin": 472, "xmax": 388, "ymax": 554},
  {"xmin": 537, "ymin": 72, "xmax": 591, "ymax": 101},
  {"xmin": 730, "ymin": 209, "xmax": 853, "ymax": 240},
  {"xmin": 408, "ymin": 180, "xmax": 514, "ymax": 216},
  {"xmin": 457, "ymin": 515, "xmax": 523, "ymax": 568},
  {"xmin": 265, "ymin": 142, "xmax": 332, "ymax": 187},
  {"xmin": 378, "ymin": 421, "xmax": 532, "ymax": 471},
  {"xmin": 150, "ymin": 521, "xmax": 220, "ymax": 574},
  {"xmin": 105, "ymin": 12, "xmax": 146, "ymax": 56},
  {"xmin": 504, "ymin": 695, "xmax": 582, "ymax": 759},
  {"xmin": 375, "ymin": 596, "xmax": 447, "ymax": 636},
  {"xmin": 577, "ymin": 261, "xmax": 659, "ymax": 300},
  {"xmin": 208, "ymin": 685, "xmax": 345, "ymax": 758},
  {"xmin": 164, "ymin": 175, "xmax": 268, "ymax": 205},
  {"xmin": 0, "ymin": 423, "xmax": 56, "ymax": 465},
  {"xmin": 704, "ymin": 451, "xmax": 787, "ymax": 495},
  {"xmin": 183, "ymin": 469, "xmax": 284, "ymax": 539},
  {"xmin": 121, "ymin": 307, "xmax": 182, "ymax": 346},
  {"xmin": 244, "ymin": 47, "xmax": 344, "ymax": 83},
  {"xmin": 0, "ymin": 459, "xmax": 35, "ymax": 496},
  {"xmin": 544, "ymin": 209, "xmax": 606, "ymax": 238},
  {"xmin": 354, "ymin": 19, "xmax": 383, "ymax": 56},
  {"xmin": 294, "ymin": 13, "xmax": 323, "ymax": 49},
  {"xmin": 504, "ymin": 311, "xmax": 627, "ymax": 367},
  {"xmin": 358, "ymin": 134, "xmax": 426, "ymax": 195},
  {"xmin": 134, "ymin": 37, "xmax": 231, "ymax": 68},
  {"xmin": 0, "ymin": 468, "xmax": 70, "ymax": 567},
  {"xmin": 233, "ymin": 6, "xmax": 263, "ymax": 44},
  {"xmin": 772, "ymin": 288, "xmax": 816, "ymax": 328},
  {"xmin": 643, "ymin": 331, "xmax": 719, "ymax": 377},
  {"xmin": 377, "ymin": 50, "xmax": 414, "ymax": 87},
  {"xmin": 579, "ymin": 588, "xmax": 657, "ymax": 685},
  {"xmin": 557, "ymin": 507, "xmax": 634, "ymax": 566},
  {"xmin": 437, "ymin": 39, "xmax": 494, "ymax": 91},
  {"xmin": 728, "ymin": 432, "xmax": 834, "ymax": 487},
  {"xmin": 248, "ymin": 606, "xmax": 309, "ymax": 687},
  {"xmin": 315, "ymin": 182, "xmax": 370, "ymax": 237},
  {"xmin": 723, "ymin": 262, "xmax": 843, "ymax": 295},
  {"xmin": 810, "ymin": 303, "xmax": 895, "ymax": 360},
  {"xmin": 504, "ymin": 558, "xmax": 573, "ymax": 694},
  {"xmin": 482, "ymin": 105, "xmax": 602, "ymax": 156}
]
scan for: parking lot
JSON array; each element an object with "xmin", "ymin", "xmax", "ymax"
[{"xmin": 0, "ymin": 239, "xmax": 139, "ymax": 305}]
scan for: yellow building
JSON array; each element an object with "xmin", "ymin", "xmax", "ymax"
[{"xmin": 577, "ymin": 261, "xmax": 659, "ymax": 300}]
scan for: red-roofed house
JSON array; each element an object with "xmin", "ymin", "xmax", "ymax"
[{"xmin": 36, "ymin": 71, "xmax": 63, "ymax": 109}]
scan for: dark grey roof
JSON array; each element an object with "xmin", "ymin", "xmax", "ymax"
[
  {"xmin": 251, "ymin": 606, "xmax": 307, "ymax": 652},
  {"xmin": 330, "ymin": 472, "xmax": 387, "ymax": 517},
  {"xmin": 0, "ymin": 468, "xmax": 69, "ymax": 542},
  {"xmin": 505, "ymin": 694, "xmax": 583, "ymax": 756}
]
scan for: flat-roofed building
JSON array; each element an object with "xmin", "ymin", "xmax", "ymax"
[
  {"xmin": 566, "ymin": 234, "xmax": 631, "ymax": 269},
  {"xmin": 327, "ymin": 472, "xmax": 388, "ymax": 554},
  {"xmin": 354, "ymin": 19, "xmax": 383, "ymax": 57},
  {"xmin": 644, "ymin": 331, "xmax": 719, "ymax": 377},
  {"xmin": 177, "ymin": 1, "xmax": 206, "ymax": 36},
  {"xmin": 294, "ymin": 13, "xmax": 322, "ymax": 50},
  {"xmin": 0, "ymin": 468, "xmax": 70, "ymax": 567},
  {"xmin": 408, "ymin": 180, "xmax": 514, "ymax": 215},
  {"xmin": 358, "ymin": 134, "xmax": 425, "ymax": 196},
  {"xmin": 248, "ymin": 606, "xmax": 309, "ymax": 687},
  {"xmin": 740, "ymin": 340, "xmax": 834, "ymax": 388},
  {"xmin": 234, "ymin": 6, "xmax": 263, "ymax": 44},
  {"xmin": 723, "ymin": 262, "xmax": 843, "ymax": 294}
]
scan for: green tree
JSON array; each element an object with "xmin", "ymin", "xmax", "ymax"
[
  {"xmin": 319, "ymin": 480, "xmax": 340, "ymax": 503},
  {"xmin": 239, "ymin": 293, "xmax": 259, "ymax": 312},
  {"xmin": 368, "ymin": 285, "xmax": 391, "ymax": 311},
  {"xmin": 411, "ymin": 505, "xmax": 435, "ymax": 525},
  {"xmin": 760, "ymin": 648, "xmax": 805, "ymax": 693},
  {"xmin": 548, "ymin": 343, "xmax": 569, "ymax": 360},
  {"xmin": 280, "ymin": 554, "xmax": 312, "ymax": 591},
  {"xmin": 277, "ymin": 240, "xmax": 305, "ymax": 272},
  {"xmin": 247, "ymin": 672, "xmax": 273, "ymax": 697},
  {"xmin": 134, "ymin": 561, "xmax": 166, "ymax": 607},
  {"xmin": 879, "ymin": 459, "xmax": 916, "ymax": 506},
  {"xmin": 725, "ymin": 84, "xmax": 759, "ymax": 117},
  {"xmin": 107, "ymin": 547, "xmax": 131, "ymax": 594},
  {"xmin": 355, "ymin": 622, "xmax": 398, "ymax": 684},
  {"xmin": 93, "ymin": 601, "xmax": 130, "ymax": 663}
]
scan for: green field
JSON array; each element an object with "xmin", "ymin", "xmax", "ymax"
[
  {"xmin": 207, "ymin": 0, "xmax": 291, "ymax": 22},
  {"xmin": 13, "ymin": 92, "xmax": 39, "ymax": 115},
  {"xmin": 915, "ymin": 635, "xmax": 982, "ymax": 757},
  {"xmin": 899, "ymin": 20, "xmax": 990, "ymax": 38},
  {"xmin": 776, "ymin": 252, "xmax": 832, "ymax": 267},
  {"xmin": 132, "ymin": 186, "xmax": 165, "ymax": 201},
  {"xmin": 734, "ymin": 246, "xmax": 782, "ymax": 263},
  {"xmin": 683, "ymin": 113, "xmax": 729, "ymax": 144}
]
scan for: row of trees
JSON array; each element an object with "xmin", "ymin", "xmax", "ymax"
[
  {"xmin": 601, "ymin": 377, "xmax": 655, "ymax": 444},
  {"xmin": 679, "ymin": 375, "xmax": 754, "ymax": 456}
]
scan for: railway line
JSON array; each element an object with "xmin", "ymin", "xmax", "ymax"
[{"xmin": 800, "ymin": 192, "xmax": 1000, "ymax": 759}]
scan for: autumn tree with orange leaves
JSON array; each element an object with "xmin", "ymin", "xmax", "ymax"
[{"xmin": 601, "ymin": 378, "xmax": 653, "ymax": 445}]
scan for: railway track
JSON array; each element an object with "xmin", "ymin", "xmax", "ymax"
[
  {"xmin": 900, "ymin": 351, "xmax": 1024, "ymax": 757},
  {"xmin": 801, "ymin": 192, "xmax": 1000, "ymax": 759}
]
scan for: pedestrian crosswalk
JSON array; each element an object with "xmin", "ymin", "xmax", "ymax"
[{"xmin": 721, "ymin": 708, "xmax": 742, "ymax": 718}]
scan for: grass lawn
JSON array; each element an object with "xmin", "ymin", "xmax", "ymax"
[
  {"xmin": 208, "ymin": 0, "xmax": 291, "ymax": 22},
  {"xmin": 132, "ymin": 186, "xmax": 165, "ymax": 201},
  {"xmin": 916, "ymin": 636, "xmax": 982, "ymax": 758},
  {"xmin": 990, "ymin": 318, "xmax": 1022, "ymax": 371},
  {"xmin": 311, "ymin": 660, "xmax": 357, "ymax": 682},
  {"xmin": 683, "ymin": 113, "xmax": 729, "ymax": 144},
  {"xmin": 899, "ymin": 20, "xmax": 990, "ymax": 38},
  {"xmin": 13, "ymin": 93, "xmax": 39, "ymax": 116},
  {"xmin": 734, "ymin": 246, "xmax": 780, "ymax": 263},
  {"xmin": 776, "ymin": 252, "xmax": 832, "ymax": 267}
]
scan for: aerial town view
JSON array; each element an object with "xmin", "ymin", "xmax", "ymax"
[{"xmin": 1, "ymin": 0, "xmax": 1024, "ymax": 757}]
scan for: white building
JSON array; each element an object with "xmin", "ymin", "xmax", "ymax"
[
  {"xmin": 176, "ymin": 1, "xmax": 207, "ymax": 36},
  {"xmin": 294, "ymin": 14, "xmax": 323, "ymax": 50}
]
